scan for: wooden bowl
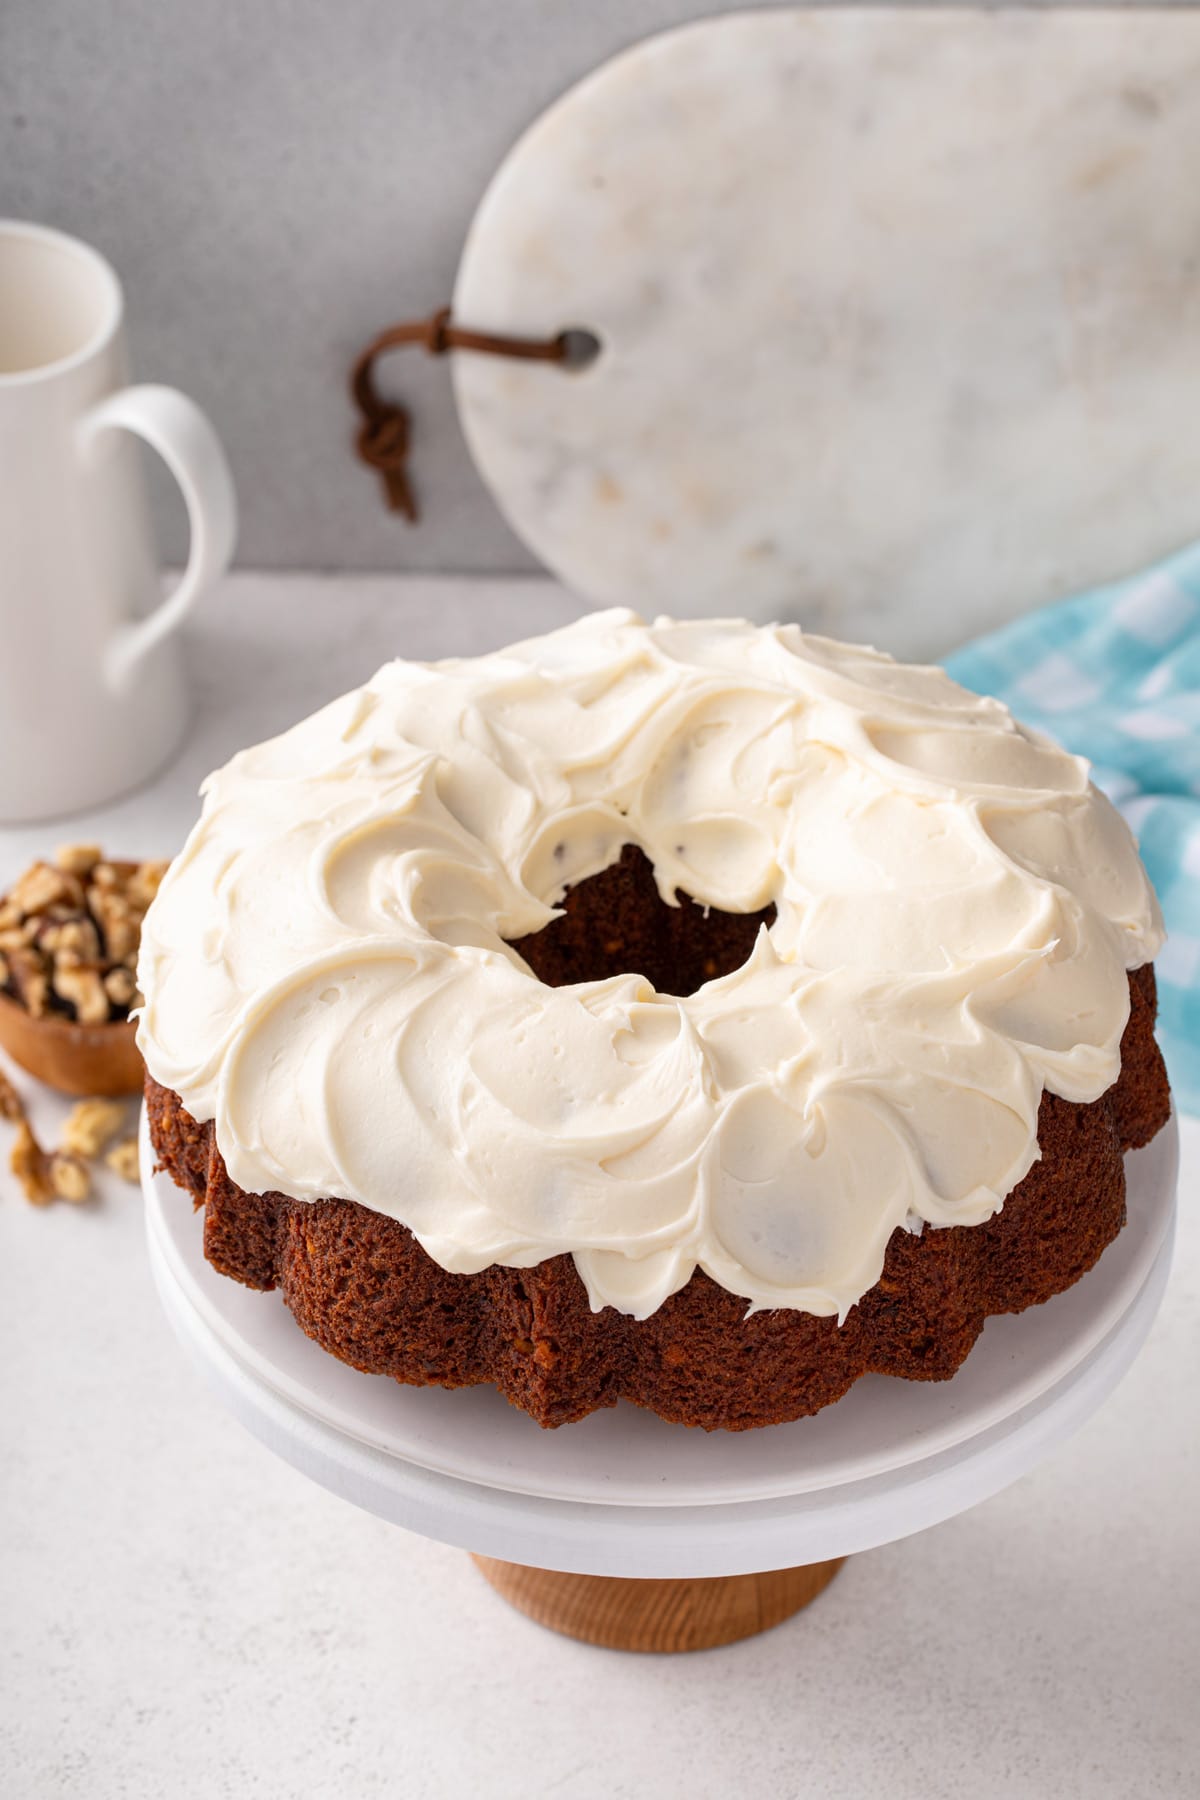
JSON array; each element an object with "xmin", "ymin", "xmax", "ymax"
[{"xmin": 0, "ymin": 989, "xmax": 143, "ymax": 1097}]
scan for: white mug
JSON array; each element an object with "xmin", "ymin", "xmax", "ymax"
[{"xmin": 0, "ymin": 220, "xmax": 236, "ymax": 822}]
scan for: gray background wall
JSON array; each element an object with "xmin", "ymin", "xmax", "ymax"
[{"xmin": 1, "ymin": 1, "xmax": 1191, "ymax": 574}]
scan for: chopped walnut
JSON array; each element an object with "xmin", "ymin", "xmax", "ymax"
[
  {"xmin": 0, "ymin": 848, "xmax": 167, "ymax": 1030},
  {"xmin": 7, "ymin": 948, "xmax": 50, "ymax": 1018},
  {"xmin": 104, "ymin": 967, "xmax": 138, "ymax": 1011},
  {"xmin": 37, "ymin": 916, "xmax": 102, "ymax": 964},
  {"xmin": 0, "ymin": 1066, "xmax": 24, "ymax": 1122},
  {"xmin": 3, "ymin": 1071, "xmax": 138, "ymax": 1205},
  {"xmin": 51, "ymin": 963, "xmax": 110, "ymax": 1026},
  {"xmin": 87, "ymin": 884, "xmax": 140, "ymax": 964},
  {"xmin": 49, "ymin": 1152, "xmax": 91, "ymax": 1203},
  {"xmin": 10, "ymin": 1120, "xmax": 54, "ymax": 1204},
  {"xmin": 10, "ymin": 862, "xmax": 77, "ymax": 916},
  {"xmin": 105, "ymin": 1137, "xmax": 141, "ymax": 1184},
  {"xmin": 62, "ymin": 1098, "xmax": 128, "ymax": 1159},
  {"xmin": 125, "ymin": 860, "xmax": 168, "ymax": 911},
  {"xmin": 8, "ymin": 1116, "xmax": 93, "ymax": 1205},
  {"xmin": 55, "ymin": 843, "xmax": 103, "ymax": 877}
]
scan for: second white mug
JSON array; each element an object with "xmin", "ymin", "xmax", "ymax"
[{"xmin": 0, "ymin": 219, "xmax": 236, "ymax": 823}]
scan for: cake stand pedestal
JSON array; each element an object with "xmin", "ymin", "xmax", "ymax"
[
  {"xmin": 469, "ymin": 1553, "xmax": 845, "ymax": 1651},
  {"xmin": 141, "ymin": 1115, "xmax": 1178, "ymax": 1654}
]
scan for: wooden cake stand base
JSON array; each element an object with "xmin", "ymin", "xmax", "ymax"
[{"xmin": 471, "ymin": 1554, "xmax": 845, "ymax": 1652}]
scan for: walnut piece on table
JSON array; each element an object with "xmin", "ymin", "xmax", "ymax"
[
  {"xmin": 0, "ymin": 1066, "xmax": 24, "ymax": 1123},
  {"xmin": 105, "ymin": 1138, "xmax": 141, "ymax": 1185},
  {"xmin": 9, "ymin": 1117, "xmax": 91, "ymax": 1206},
  {"xmin": 62, "ymin": 1098, "xmax": 128, "ymax": 1160},
  {"xmin": 10, "ymin": 1119, "xmax": 52, "ymax": 1204},
  {"xmin": 3, "ymin": 1066, "xmax": 138, "ymax": 1206},
  {"xmin": 105, "ymin": 1137, "xmax": 141, "ymax": 1180},
  {"xmin": 49, "ymin": 1152, "xmax": 91, "ymax": 1203}
]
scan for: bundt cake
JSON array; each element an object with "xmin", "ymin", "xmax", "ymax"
[{"xmin": 140, "ymin": 612, "xmax": 1171, "ymax": 1430}]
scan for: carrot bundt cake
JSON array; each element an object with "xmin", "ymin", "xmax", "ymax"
[{"xmin": 139, "ymin": 611, "xmax": 1171, "ymax": 1430}]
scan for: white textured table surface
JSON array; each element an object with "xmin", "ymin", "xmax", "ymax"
[{"xmin": 2, "ymin": 574, "xmax": 1197, "ymax": 1800}]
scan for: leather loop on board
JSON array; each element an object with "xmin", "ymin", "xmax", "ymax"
[{"xmin": 351, "ymin": 309, "xmax": 568, "ymax": 521}]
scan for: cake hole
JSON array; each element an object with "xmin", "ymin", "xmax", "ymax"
[{"xmin": 505, "ymin": 844, "xmax": 775, "ymax": 998}]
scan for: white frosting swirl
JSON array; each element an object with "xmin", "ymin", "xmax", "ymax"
[{"xmin": 137, "ymin": 611, "xmax": 1163, "ymax": 1320}]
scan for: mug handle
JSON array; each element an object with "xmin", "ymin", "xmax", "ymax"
[{"xmin": 78, "ymin": 384, "xmax": 237, "ymax": 692}]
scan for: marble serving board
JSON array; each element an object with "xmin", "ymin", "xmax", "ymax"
[{"xmin": 452, "ymin": 9, "xmax": 1200, "ymax": 658}]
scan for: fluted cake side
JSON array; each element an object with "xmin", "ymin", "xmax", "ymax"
[{"xmin": 146, "ymin": 952, "xmax": 1169, "ymax": 1433}]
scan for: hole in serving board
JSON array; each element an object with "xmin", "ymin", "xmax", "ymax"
[{"xmin": 557, "ymin": 327, "xmax": 603, "ymax": 370}]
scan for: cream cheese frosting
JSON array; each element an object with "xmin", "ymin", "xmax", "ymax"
[{"xmin": 137, "ymin": 610, "xmax": 1163, "ymax": 1321}]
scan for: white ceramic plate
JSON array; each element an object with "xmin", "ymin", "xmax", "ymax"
[{"xmin": 142, "ymin": 1110, "xmax": 1178, "ymax": 1510}]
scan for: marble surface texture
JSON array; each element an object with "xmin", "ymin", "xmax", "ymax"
[
  {"xmin": 456, "ymin": 9, "xmax": 1200, "ymax": 655},
  {"xmin": 4, "ymin": 5, "xmax": 1200, "ymax": 654},
  {"xmin": 1, "ymin": 573, "xmax": 1197, "ymax": 1799}
]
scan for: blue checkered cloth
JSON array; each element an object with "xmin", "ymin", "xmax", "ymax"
[{"xmin": 945, "ymin": 540, "xmax": 1200, "ymax": 1113}]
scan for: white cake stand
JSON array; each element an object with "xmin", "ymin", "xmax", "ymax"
[{"xmin": 143, "ymin": 1113, "xmax": 1178, "ymax": 1652}]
